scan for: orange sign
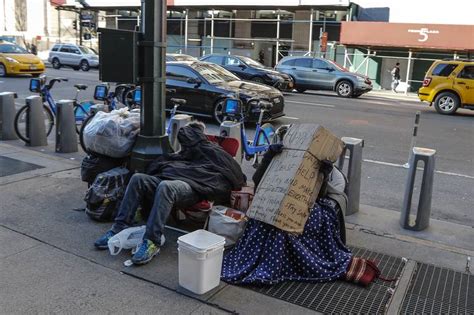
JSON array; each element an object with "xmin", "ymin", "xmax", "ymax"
[
  {"xmin": 320, "ymin": 32, "xmax": 328, "ymax": 52},
  {"xmin": 340, "ymin": 22, "xmax": 474, "ymax": 51}
]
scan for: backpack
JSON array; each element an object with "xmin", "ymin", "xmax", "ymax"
[
  {"xmin": 80, "ymin": 154, "xmax": 126, "ymax": 185},
  {"xmin": 84, "ymin": 167, "xmax": 130, "ymax": 222}
]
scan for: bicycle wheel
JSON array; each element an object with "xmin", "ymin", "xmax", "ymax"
[
  {"xmin": 74, "ymin": 102, "xmax": 92, "ymax": 134},
  {"xmin": 79, "ymin": 112, "xmax": 95, "ymax": 153},
  {"xmin": 14, "ymin": 104, "xmax": 54, "ymax": 144}
]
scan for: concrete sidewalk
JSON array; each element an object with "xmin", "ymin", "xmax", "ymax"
[
  {"xmin": 366, "ymin": 89, "xmax": 420, "ymax": 102},
  {"xmin": 0, "ymin": 140, "xmax": 472, "ymax": 314}
]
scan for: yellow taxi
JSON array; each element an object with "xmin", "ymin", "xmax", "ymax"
[
  {"xmin": 418, "ymin": 59, "xmax": 474, "ymax": 115},
  {"xmin": 0, "ymin": 41, "xmax": 45, "ymax": 77}
]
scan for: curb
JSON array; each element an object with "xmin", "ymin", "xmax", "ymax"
[{"xmin": 367, "ymin": 91, "xmax": 419, "ymax": 102}]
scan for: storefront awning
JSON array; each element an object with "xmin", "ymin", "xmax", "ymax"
[
  {"xmin": 72, "ymin": 0, "xmax": 350, "ymax": 8},
  {"xmin": 340, "ymin": 22, "xmax": 474, "ymax": 51}
]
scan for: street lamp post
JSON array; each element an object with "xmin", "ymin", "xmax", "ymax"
[{"xmin": 130, "ymin": 0, "xmax": 171, "ymax": 172}]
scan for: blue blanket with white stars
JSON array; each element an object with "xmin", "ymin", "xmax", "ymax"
[{"xmin": 221, "ymin": 198, "xmax": 352, "ymax": 285}]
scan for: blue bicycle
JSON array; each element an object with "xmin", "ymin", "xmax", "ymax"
[
  {"xmin": 221, "ymin": 97, "xmax": 275, "ymax": 166},
  {"xmin": 14, "ymin": 76, "xmax": 93, "ymax": 144}
]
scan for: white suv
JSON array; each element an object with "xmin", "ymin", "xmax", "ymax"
[{"xmin": 48, "ymin": 43, "xmax": 99, "ymax": 71}]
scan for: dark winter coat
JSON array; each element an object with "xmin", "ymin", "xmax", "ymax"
[{"xmin": 146, "ymin": 124, "xmax": 246, "ymax": 202}]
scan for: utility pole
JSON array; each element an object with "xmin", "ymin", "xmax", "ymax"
[{"xmin": 130, "ymin": 0, "xmax": 171, "ymax": 172}]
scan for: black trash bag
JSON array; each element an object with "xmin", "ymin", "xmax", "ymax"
[
  {"xmin": 81, "ymin": 154, "xmax": 126, "ymax": 185},
  {"xmin": 84, "ymin": 167, "xmax": 130, "ymax": 222}
]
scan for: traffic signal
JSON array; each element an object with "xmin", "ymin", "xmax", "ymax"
[
  {"xmin": 72, "ymin": 20, "xmax": 77, "ymax": 30},
  {"xmin": 83, "ymin": 33, "xmax": 91, "ymax": 40}
]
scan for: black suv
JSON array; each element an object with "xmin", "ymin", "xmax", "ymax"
[{"xmin": 200, "ymin": 54, "xmax": 294, "ymax": 91}]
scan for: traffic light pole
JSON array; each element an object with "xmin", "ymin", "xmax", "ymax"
[{"xmin": 130, "ymin": 0, "xmax": 171, "ymax": 172}]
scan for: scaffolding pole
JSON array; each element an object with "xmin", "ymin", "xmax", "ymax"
[
  {"xmin": 405, "ymin": 50, "xmax": 413, "ymax": 95},
  {"xmin": 210, "ymin": 10, "xmax": 214, "ymax": 54},
  {"xmin": 365, "ymin": 48, "xmax": 370, "ymax": 76},
  {"xmin": 275, "ymin": 10, "xmax": 281, "ymax": 65},
  {"xmin": 184, "ymin": 9, "xmax": 188, "ymax": 53},
  {"xmin": 308, "ymin": 9, "xmax": 313, "ymax": 54}
]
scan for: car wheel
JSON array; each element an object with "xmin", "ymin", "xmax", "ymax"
[
  {"xmin": 80, "ymin": 60, "xmax": 90, "ymax": 71},
  {"xmin": 0, "ymin": 63, "xmax": 7, "ymax": 77},
  {"xmin": 251, "ymin": 77, "xmax": 265, "ymax": 84},
  {"xmin": 336, "ymin": 80, "xmax": 353, "ymax": 98},
  {"xmin": 213, "ymin": 99, "xmax": 225, "ymax": 124},
  {"xmin": 434, "ymin": 92, "xmax": 459, "ymax": 115},
  {"xmin": 296, "ymin": 88, "xmax": 306, "ymax": 93},
  {"xmin": 52, "ymin": 58, "xmax": 61, "ymax": 69}
]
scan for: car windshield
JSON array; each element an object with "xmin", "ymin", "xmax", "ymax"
[
  {"xmin": 191, "ymin": 63, "xmax": 240, "ymax": 84},
  {"xmin": 240, "ymin": 56, "xmax": 265, "ymax": 68},
  {"xmin": 0, "ymin": 44, "xmax": 28, "ymax": 54},
  {"xmin": 79, "ymin": 46, "xmax": 96, "ymax": 55},
  {"xmin": 327, "ymin": 60, "xmax": 348, "ymax": 72}
]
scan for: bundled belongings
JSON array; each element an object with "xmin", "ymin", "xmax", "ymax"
[
  {"xmin": 85, "ymin": 167, "xmax": 130, "ymax": 222},
  {"xmin": 82, "ymin": 108, "xmax": 140, "ymax": 158},
  {"xmin": 207, "ymin": 206, "xmax": 247, "ymax": 246},
  {"xmin": 80, "ymin": 153, "xmax": 127, "ymax": 185}
]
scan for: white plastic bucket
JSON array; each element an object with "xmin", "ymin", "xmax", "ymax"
[{"xmin": 177, "ymin": 229, "xmax": 226, "ymax": 294}]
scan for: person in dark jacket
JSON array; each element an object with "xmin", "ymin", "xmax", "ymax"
[{"xmin": 94, "ymin": 121, "xmax": 246, "ymax": 265}]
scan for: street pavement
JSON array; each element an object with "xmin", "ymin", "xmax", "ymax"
[{"xmin": 1, "ymin": 68, "xmax": 472, "ymax": 228}]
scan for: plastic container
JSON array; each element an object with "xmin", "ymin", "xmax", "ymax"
[{"xmin": 177, "ymin": 229, "xmax": 226, "ymax": 294}]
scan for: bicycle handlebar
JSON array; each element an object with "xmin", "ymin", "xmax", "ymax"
[{"xmin": 45, "ymin": 77, "xmax": 68, "ymax": 90}]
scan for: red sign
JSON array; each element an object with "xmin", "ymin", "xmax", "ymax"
[
  {"xmin": 340, "ymin": 22, "xmax": 474, "ymax": 51},
  {"xmin": 50, "ymin": 0, "xmax": 66, "ymax": 5},
  {"xmin": 320, "ymin": 32, "xmax": 328, "ymax": 52}
]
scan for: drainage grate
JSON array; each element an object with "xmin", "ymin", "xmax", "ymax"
[
  {"xmin": 252, "ymin": 247, "xmax": 404, "ymax": 314},
  {"xmin": 0, "ymin": 156, "xmax": 43, "ymax": 177},
  {"xmin": 401, "ymin": 263, "xmax": 474, "ymax": 314}
]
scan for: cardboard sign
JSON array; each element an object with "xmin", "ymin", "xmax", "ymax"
[{"xmin": 247, "ymin": 124, "xmax": 343, "ymax": 233}]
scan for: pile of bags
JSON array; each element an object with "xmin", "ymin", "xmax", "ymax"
[{"xmin": 82, "ymin": 108, "xmax": 140, "ymax": 158}]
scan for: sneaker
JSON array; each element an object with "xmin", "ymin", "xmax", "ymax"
[
  {"xmin": 131, "ymin": 239, "xmax": 160, "ymax": 265},
  {"xmin": 94, "ymin": 230, "xmax": 116, "ymax": 250}
]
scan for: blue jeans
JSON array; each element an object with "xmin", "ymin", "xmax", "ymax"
[{"xmin": 111, "ymin": 174, "xmax": 200, "ymax": 245}]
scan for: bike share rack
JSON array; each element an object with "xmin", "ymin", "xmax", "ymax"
[
  {"xmin": 337, "ymin": 137, "xmax": 364, "ymax": 216},
  {"xmin": 219, "ymin": 121, "xmax": 242, "ymax": 164},
  {"xmin": 168, "ymin": 114, "xmax": 192, "ymax": 152},
  {"xmin": 25, "ymin": 96, "xmax": 48, "ymax": 147},
  {"xmin": 400, "ymin": 147, "xmax": 436, "ymax": 231},
  {"xmin": 0, "ymin": 92, "xmax": 19, "ymax": 140},
  {"xmin": 55, "ymin": 100, "xmax": 78, "ymax": 153}
]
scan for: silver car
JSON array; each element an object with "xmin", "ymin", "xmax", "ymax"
[
  {"xmin": 48, "ymin": 43, "xmax": 99, "ymax": 71},
  {"xmin": 276, "ymin": 56, "xmax": 373, "ymax": 98}
]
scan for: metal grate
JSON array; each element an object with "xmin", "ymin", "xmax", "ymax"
[
  {"xmin": 401, "ymin": 263, "xmax": 474, "ymax": 314},
  {"xmin": 0, "ymin": 156, "xmax": 43, "ymax": 177},
  {"xmin": 252, "ymin": 247, "xmax": 405, "ymax": 314}
]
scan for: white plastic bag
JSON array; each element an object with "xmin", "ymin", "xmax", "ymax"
[
  {"xmin": 83, "ymin": 108, "xmax": 140, "ymax": 158},
  {"xmin": 207, "ymin": 206, "xmax": 247, "ymax": 246},
  {"xmin": 107, "ymin": 226, "xmax": 166, "ymax": 256}
]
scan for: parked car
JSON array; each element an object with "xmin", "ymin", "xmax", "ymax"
[
  {"xmin": 276, "ymin": 56, "xmax": 372, "ymax": 97},
  {"xmin": 166, "ymin": 53, "xmax": 197, "ymax": 62},
  {"xmin": 418, "ymin": 59, "xmax": 474, "ymax": 115},
  {"xmin": 200, "ymin": 54, "xmax": 294, "ymax": 91},
  {"xmin": 48, "ymin": 43, "xmax": 99, "ymax": 71},
  {"xmin": 165, "ymin": 61, "xmax": 285, "ymax": 123},
  {"xmin": 0, "ymin": 40, "xmax": 45, "ymax": 77}
]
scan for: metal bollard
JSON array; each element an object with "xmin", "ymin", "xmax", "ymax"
[
  {"xmin": 168, "ymin": 114, "xmax": 192, "ymax": 151},
  {"xmin": 400, "ymin": 147, "xmax": 436, "ymax": 231},
  {"xmin": 26, "ymin": 96, "xmax": 48, "ymax": 147},
  {"xmin": 219, "ymin": 121, "xmax": 242, "ymax": 164},
  {"xmin": 0, "ymin": 92, "xmax": 19, "ymax": 140},
  {"xmin": 337, "ymin": 137, "xmax": 364, "ymax": 216},
  {"xmin": 55, "ymin": 100, "xmax": 78, "ymax": 153}
]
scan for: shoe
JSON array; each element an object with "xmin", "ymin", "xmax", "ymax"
[
  {"xmin": 94, "ymin": 230, "xmax": 116, "ymax": 250},
  {"xmin": 131, "ymin": 239, "xmax": 160, "ymax": 265}
]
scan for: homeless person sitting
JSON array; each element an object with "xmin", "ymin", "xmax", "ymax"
[
  {"xmin": 94, "ymin": 121, "xmax": 246, "ymax": 265},
  {"xmin": 222, "ymin": 144, "xmax": 392, "ymax": 286}
]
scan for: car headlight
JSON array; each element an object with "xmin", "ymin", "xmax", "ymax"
[{"xmin": 5, "ymin": 57, "xmax": 20, "ymax": 64}]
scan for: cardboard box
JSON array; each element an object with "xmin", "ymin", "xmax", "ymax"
[{"xmin": 246, "ymin": 124, "xmax": 343, "ymax": 233}]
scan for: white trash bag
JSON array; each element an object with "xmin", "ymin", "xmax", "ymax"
[
  {"xmin": 83, "ymin": 108, "xmax": 140, "ymax": 158},
  {"xmin": 207, "ymin": 206, "xmax": 247, "ymax": 247},
  {"xmin": 107, "ymin": 225, "xmax": 166, "ymax": 256}
]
